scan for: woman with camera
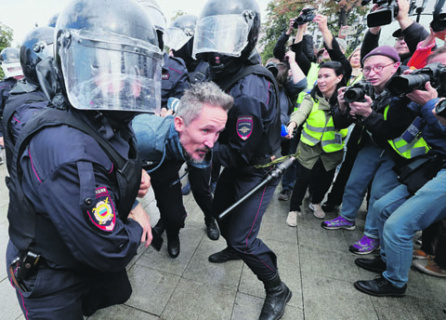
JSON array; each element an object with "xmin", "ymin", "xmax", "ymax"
[{"xmin": 284, "ymin": 61, "xmax": 350, "ymax": 225}]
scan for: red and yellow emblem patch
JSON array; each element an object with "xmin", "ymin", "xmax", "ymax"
[{"xmin": 86, "ymin": 187, "xmax": 116, "ymax": 232}]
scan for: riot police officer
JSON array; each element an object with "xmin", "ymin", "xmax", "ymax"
[
  {"xmin": 2, "ymin": 26, "xmax": 54, "ymax": 173},
  {"xmin": 194, "ymin": 0, "xmax": 292, "ymax": 319},
  {"xmin": 0, "ymin": 47, "xmax": 24, "ymax": 164},
  {"xmin": 5, "ymin": 0, "xmax": 161, "ymax": 318}
]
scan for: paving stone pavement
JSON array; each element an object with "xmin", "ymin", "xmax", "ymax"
[{"xmin": 1, "ymin": 155, "xmax": 446, "ymax": 320}]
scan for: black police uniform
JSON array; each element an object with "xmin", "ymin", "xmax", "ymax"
[
  {"xmin": 6, "ymin": 107, "xmax": 143, "ymax": 319},
  {"xmin": 212, "ymin": 62, "xmax": 282, "ymax": 281},
  {"xmin": 2, "ymin": 80, "xmax": 48, "ymax": 173},
  {"xmin": 161, "ymin": 53, "xmax": 190, "ymax": 108},
  {"xmin": 0, "ymin": 77, "xmax": 17, "ymax": 142}
]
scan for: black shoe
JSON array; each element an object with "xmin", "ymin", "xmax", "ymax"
[
  {"xmin": 208, "ymin": 247, "xmax": 241, "ymax": 263},
  {"xmin": 167, "ymin": 232, "xmax": 180, "ymax": 258},
  {"xmin": 259, "ymin": 273, "xmax": 292, "ymax": 320},
  {"xmin": 278, "ymin": 189, "xmax": 291, "ymax": 201},
  {"xmin": 322, "ymin": 202, "xmax": 338, "ymax": 212},
  {"xmin": 354, "ymin": 276, "xmax": 406, "ymax": 297},
  {"xmin": 153, "ymin": 219, "xmax": 165, "ymax": 236},
  {"xmin": 355, "ymin": 256, "xmax": 386, "ymax": 273},
  {"xmin": 205, "ymin": 218, "xmax": 220, "ymax": 241}
]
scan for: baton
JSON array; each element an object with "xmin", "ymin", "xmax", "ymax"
[{"xmin": 218, "ymin": 156, "xmax": 296, "ymax": 220}]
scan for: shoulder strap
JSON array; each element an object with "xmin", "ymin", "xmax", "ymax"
[{"xmin": 13, "ymin": 108, "xmax": 127, "ymax": 176}]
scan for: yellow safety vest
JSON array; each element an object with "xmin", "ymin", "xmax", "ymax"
[
  {"xmin": 383, "ymin": 106, "xmax": 431, "ymax": 159},
  {"xmin": 295, "ymin": 62, "xmax": 319, "ymax": 111},
  {"xmin": 300, "ymin": 99, "xmax": 348, "ymax": 153},
  {"xmin": 348, "ymin": 73, "xmax": 363, "ymax": 86}
]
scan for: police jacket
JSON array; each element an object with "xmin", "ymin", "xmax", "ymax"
[
  {"xmin": 161, "ymin": 53, "xmax": 190, "ymax": 108},
  {"xmin": 8, "ymin": 107, "xmax": 143, "ymax": 271},
  {"xmin": 212, "ymin": 60, "xmax": 281, "ymax": 168},
  {"xmin": 2, "ymin": 80, "xmax": 48, "ymax": 173},
  {"xmin": 0, "ymin": 77, "xmax": 17, "ymax": 137},
  {"xmin": 132, "ymin": 114, "xmax": 211, "ymax": 171}
]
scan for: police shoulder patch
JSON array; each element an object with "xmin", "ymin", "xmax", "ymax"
[
  {"xmin": 86, "ymin": 187, "xmax": 116, "ymax": 232},
  {"xmin": 236, "ymin": 116, "xmax": 253, "ymax": 141}
]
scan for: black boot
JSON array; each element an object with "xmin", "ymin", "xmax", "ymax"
[
  {"xmin": 153, "ymin": 219, "xmax": 165, "ymax": 235},
  {"xmin": 208, "ymin": 247, "xmax": 241, "ymax": 263},
  {"xmin": 205, "ymin": 217, "xmax": 220, "ymax": 241},
  {"xmin": 166, "ymin": 229, "xmax": 180, "ymax": 258},
  {"xmin": 259, "ymin": 273, "xmax": 292, "ymax": 320}
]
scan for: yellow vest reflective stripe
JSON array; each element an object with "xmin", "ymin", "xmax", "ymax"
[
  {"xmin": 383, "ymin": 106, "xmax": 431, "ymax": 159},
  {"xmin": 295, "ymin": 63, "xmax": 319, "ymax": 110},
  {"xmin": 301, "ymin": 99, "xmax": 348, "ymax": 153}
]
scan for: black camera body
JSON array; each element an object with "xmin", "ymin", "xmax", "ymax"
[
  {"xmin": 431, "ymin": 0, "xmax": 446, "ymax": 32},
  {"xmin": 387, "ymin": 62, "xmax": 446, "ymax": 97},
  {"xmin": 435, "ymin": 99, "xmax": 446, "ymax": 118},
  {"xmin": 293, "ymin": 8, "xmax": 316, "ymax": 28},
  {"xmin": 344, "ymin": 80, "xmax": 374, "ymax": 103},
  {"xmin": 362, "ymin": 0, "xmax": 399, "ymax": 28}
]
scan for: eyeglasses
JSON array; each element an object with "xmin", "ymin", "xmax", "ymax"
[{"xmin": 363, "ymin": 62, "xmax": 395, "ymax": 74}]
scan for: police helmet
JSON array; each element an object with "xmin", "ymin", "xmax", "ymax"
[
  {"xmin": 20, "ymin": 26, "xmax": 54, "ymax": 86},
  {"xmin": 136, "ymin": 0, "xmax": 167, "ymax": 49},
  {"xmin": 54, "ymin": 0, "xmax": 163, "ymax": 113},
  {"xmin": 0, "ymin": 47, "xmax": 23, "ymax": 79},
  {"xmin": 193, "ymin": 0, "xmax": 260, "ymax": 77}
]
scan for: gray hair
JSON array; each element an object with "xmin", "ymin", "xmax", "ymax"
[{"xmin": 175, "ymin": 81, "xmax": 233, "ymax": 126}]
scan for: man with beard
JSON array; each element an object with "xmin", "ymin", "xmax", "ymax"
[{"xmin": 132, "ymin": 81, "xmax": 233, "ymax": 258}]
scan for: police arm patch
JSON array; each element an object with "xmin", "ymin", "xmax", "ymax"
[
  {"xmin": 85, "ymin": 187, "xmax": 116, "ymax": 232},
  {"xmin": 236, "ymin": 116, "xmax": 253, "ymax": 141}
]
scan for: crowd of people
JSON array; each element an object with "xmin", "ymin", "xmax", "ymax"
[{"xmin": 0, "ymin": 0, "xmax": 445, "ymax": 319}]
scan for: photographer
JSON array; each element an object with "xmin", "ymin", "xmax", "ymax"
[
  {"xmin": 354, "ymin": 50, "xmax": 446, "ymax": 296},
  {"xmin": 361, "ymin": 0, "xmax": 429, "ymax": 66},
  {"xmin": 273, "ymin": 15, "xmax": 316, "ymax": 71},
  {"xmin": 322, "ymin": 46, "xmax": 422, "ymax": 255}
]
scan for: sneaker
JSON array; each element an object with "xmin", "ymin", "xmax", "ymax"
[
  {"xmin": 309, "ymin": 203, "xmax": 325, "ymax": 219},
  {"xmin": 278, "ymin": 189, "xmax": 291, "ymax": 201},
  {"xmin": 412, "ymin": 256, "xmax": 446, "ymax": 278},
  {"xmin": 415, "ymin": 235, "xmax": 422, "ymax": 246},
  {"xmin": 286, "ymin": 211, "xmax": 299, "ymax": 227},
  {"xmin": 321, "ymin": 216, "xmax": 355, "ymax": 230},
  {"xmin": 349, "ymin": 235, "xmax": 380, "ymax": 255},
  {"xmin": 181, "ymin": 180, "xmax": 191, "ymax": 195},
  {"xmin": 413, "ymin": 249, "xmax": 430, "ymax": 260}
]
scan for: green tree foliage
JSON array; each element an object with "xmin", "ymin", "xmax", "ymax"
[
  {"xmin": 259, "ymin": 0, "xmax": 369, "ymax": 63},
  {"xmin": 0, "ymin": 22, "xmax": 14, "ymax": 79}
]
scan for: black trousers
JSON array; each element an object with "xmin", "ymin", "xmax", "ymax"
[{"xmin": 213, "ymin": 166, "xmax": 279, "ymax": 281}]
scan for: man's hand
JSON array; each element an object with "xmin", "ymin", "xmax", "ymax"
[
  {"xmin": 396, "ymin": 0, "xmax": 412, "ymax": 31},
  {"xmin": 337, "ymin": 87, "xmax": 348, "ymax": 113},
  {"xmin": 349, "ymin": 95, "xmax": 373, "ymax": 118},
  {"xmin": 137, "ymin": 169, "xmax": 151, "ymax": 198},
  {"xmin": 407, "ymin": 81, "xmax": 438, "ymax": 106},
  {"xmin": 128, "ymin": 203, "xmax": 152, "ymax": 248},
  {"xmin": 285, "ymin": 121, "xmax": 297, "ymax": 139},
  {"xmin": 313, "ymin": 14, "xmax": 328, "ymax": 32}
]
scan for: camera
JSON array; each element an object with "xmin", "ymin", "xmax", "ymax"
[
  {"xmin": 362, "ymin": 0, "xmax": 399, "ymax": 28},
  {"xmin": 293, "ymin": 8, "xmax": 316, "ymax": 28},
  {"xmin": 344, "ymin": 80, "xmax": 374, "ymax": 103},
  {"xmin": 435, "ymin": 99, "xmax": 446, "ymax": 118},
  {"xmin": 431, "ymin": 0, "xmax": 446, "ymax": 32},
  {"xmin": 387, "ymin": 62, "xmax": 446, "ymax": 97}
]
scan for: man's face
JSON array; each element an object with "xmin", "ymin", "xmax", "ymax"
[
  {"xmin": 363, "ymin": 55, "xmax": 399, "ymax": 92},
  {"xmin": 174, "ymin": 103, "xmax": 227, "ymax": 162},
  {"xmin": 394, "ymin": 38, "xmax": 409, "ymax": 55}
]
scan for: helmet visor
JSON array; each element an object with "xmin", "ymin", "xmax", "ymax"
[
  {"xmin": 192, "ymin": 14, "xmax": 249, "ymax": 58},
  {"xmin": 2, "ymin": 62, "xmax": 23, "ymax": 78},
  {"xmin": 61, "ymin": 29, "xmax": 163, "ymax": 113},
  {"xmin": 166, "ymin": 27, "xmax": 193, "ymax": 51}
]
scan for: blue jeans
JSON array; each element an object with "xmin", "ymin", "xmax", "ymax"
[
  {"xmin": 371, "ymin": 169, "xmax": 446, "ymax": 287},
  {"xmin": 340, "ymin": 141, "xmax": 399, "ymax": 239}
]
